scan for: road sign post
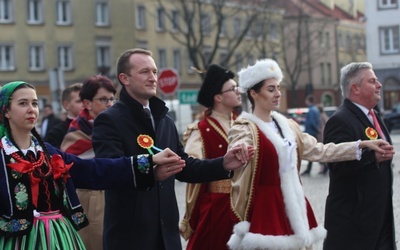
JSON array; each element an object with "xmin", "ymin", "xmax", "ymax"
[
  {"xmin": 158, "ymin": 68, "xmax": 180, "ymax": 96},
  {"xmin": 178, "ymin": 90, "xmax": 198, "ymax": 105}
]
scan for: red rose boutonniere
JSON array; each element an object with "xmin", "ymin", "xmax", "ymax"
[{"xmin": 365, "ymin": 127, "xmax": 378, "ymax": 140}]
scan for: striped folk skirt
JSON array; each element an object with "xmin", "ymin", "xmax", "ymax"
[{"xmin": 0, "ymin": 211, "xmax": 86, "ymax": 250}]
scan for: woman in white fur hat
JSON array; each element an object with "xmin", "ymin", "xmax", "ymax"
[{"xmin": 226, "ymin": 59, "xmax": 393, "ymax": 250}]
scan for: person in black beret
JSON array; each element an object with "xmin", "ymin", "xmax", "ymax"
[{"xmin": 180, "ymin": 64, "xmax": 242, "ymax": 250}]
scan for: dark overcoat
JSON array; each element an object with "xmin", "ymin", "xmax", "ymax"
[
  {"xmin": 323, "ymin": 99, "xmax": 396, "ymax": 250},
  {"xmin": 92, "ymin": 88, "xmax": 231, "ymax": 250}
]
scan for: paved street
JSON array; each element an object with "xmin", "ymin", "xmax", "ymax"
[{"xmin": 176, "ymin": 132, "xmax": 400, "ymax": 249}]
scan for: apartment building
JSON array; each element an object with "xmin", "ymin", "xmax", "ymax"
[
  {"xmin": 273, "ymin": 0, "xmax": 366, "ymax": 108},
  {"xmin": 0, "ymin": 0, "xmax": 286, "ymax": 116},
  {"xmin": 365, "ymin": 0, "xmax": 400, "ymax": 110}
]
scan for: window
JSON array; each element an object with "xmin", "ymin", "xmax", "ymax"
[
  {"xmin": 380, "ymin": 26, "xmax": 400, "ymax": 54},
  {"xmin": 184, "ymin": 11, "xmax": 193, "ymax": 34},
  {"xmin": 233, "ymin": 17, "xmax": 241, "ymax": 37},
  {"xmin": 158, "ymin": 49, "xmax": 167, "ymax": 69},
  {"xmin": 58, "ymin": 45, "xmax": 73, "ymax": 70},
  {"xmin": 95, "ymin": 1, "xmax": 109, "ymax": 26},
  {"xmin": 269, "ymin": 22, "xmax": 277, "ymax": 41},
  {"xmin": 338, "ymin": 33, "xmax": 343, "ymax": 48},
  {"xmin": 156, "ymin": 7, "xmax": 165, "ymax": 31},
  {"xmin": 136, "ymin": 5, "xmax": 146, "ymax": 29},
  {"xmin": 171, "ymin": 10, "xmax": 179, "ymax": 32},
  {"xmin": 327, "ymin": 63, "xmax": 332, "ymax": 85},
  {"xmin": 346, "ymin": 34, "xmax": 352, "ymax": 51},
  {"xmin": 378, "ymin": 0, "xmax": 398, "ymax": 9},
  {"xmin": 56, "ymin": 0, "xmax": 71, "ymax": 25},
  {"xmin": 201, "ymin": 13, "xmax": 211, "ymax": 35},
  {"xmin": 0, "ymin": 0, "xmax": 13, "ymax": 23},
  {"xmin": 29, "ymin": 45, "xmax": 44, "ymax": 71},
  {"xmin": 0, "ymin": 44, "xmax": 15, "ymax": 71},
  {"xmin": 27, "ymin": 0, "xmax": 43, "ymax": 24},
  {"xmin": 137, "ymin": 40, "xmax": 148, "ymax": 50},
  {"xmin": 325, "ymin": 32, "xmax": 330, "ymax": 48},
  {"xmin": 355, "ymin": 34, "xmax": 362, "ymax": 50},
  {"xmin": 173, "ymin": 49, "xmax": 181, "ymax": 73},
  {"xmin": 320, "ymin": 63, "xmax": 325, "ymax": 85},
  {"xmin": 97, "ymin": 45, "xmax": 111, "ymax": 75},
  {"xmin": 319, "ymin": 31, "xmax": 323, "ymax": 47},
  {"xmin": 96, "ymin": 45, "xmax": 111, "ymax": 68}
]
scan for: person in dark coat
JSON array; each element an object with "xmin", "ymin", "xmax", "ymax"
[
  {"xmin": 45, "ymin": 83, "xmax": 83, "ymax": 148},
  {"xmin": 323, "ymin": 62, "xmax": 396, "ymax": 250},
  {"xmin": 0, "ymin": 81, "xmax": 185, "ymax": 249},
  {"xmin": 92, "ymin": 48, "xmax": 253, "ymax": 250},
  {"xmin": 40, "ymin": 104, "xmax": 61, "ymax": 137}
]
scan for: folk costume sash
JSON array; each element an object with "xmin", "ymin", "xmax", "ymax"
[{"xmin": 61, "ymin": 109, "xmax": 93, "ymax": 157}]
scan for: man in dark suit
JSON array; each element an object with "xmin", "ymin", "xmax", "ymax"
[
  {"xmin": 323, "ymin": 62, "xmax": 396, "ymax": 250},
  {"xmin": 45, "ymin": 83, "xmax": 83, "ymax": 148},
  {"xmin": 40, "ymin": 104, "xmax": 61, "ymax": 137},
  {"xmin": 91, "ymin": 48, "xmax": 253, "ymax": 250}
]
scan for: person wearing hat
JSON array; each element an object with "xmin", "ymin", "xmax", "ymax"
[
  {"xmin": 225, "ymin": 59, "xmax": 393, "ymax": 250},
  {"xmin": 179, "ymin": 64, "xmax": 242, "ymax": 249}
]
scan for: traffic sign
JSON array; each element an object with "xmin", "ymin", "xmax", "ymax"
[
  {"xmin": 158, "ymin": 68, "xmax": 180, "ymax": 96},
  {"xmin": 179, "ymin": 90, "xmax": 198, "ymax": 105}
]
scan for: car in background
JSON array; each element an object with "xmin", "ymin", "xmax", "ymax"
[
  {"xmin": 286, "ymin": 107, "xmax": 308, "ymax": 125},
  {"xmin": 286, "ymin": 106, "xmax": 337, "ymax": 124},
  {"xmin": 383, "ymin": 103, "xmax": 400, "ymax": 132}
]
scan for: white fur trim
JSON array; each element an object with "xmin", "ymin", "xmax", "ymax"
[
  {"xmin": 228, "ymin": 112, "xmax": 326, "ymax": 250},
  {"xmin": 238, "ymin": 59, "xmax": 283, "ymax": 93},
  {"xmin": 228, "ymin": 222, "xmax": 326, "ymax": 250}
]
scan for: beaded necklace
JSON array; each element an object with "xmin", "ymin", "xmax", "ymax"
[{"xmin": 2, "ymin": 140, "xmax": 53, "ymax": 208}]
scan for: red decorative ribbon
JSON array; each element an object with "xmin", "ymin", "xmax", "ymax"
[
  {"xmin": 52, "ymin": 154, "xmax": 73, "ymax": 182},
  {"xmin": 7, "ymin": 157, "xmax": 43, "ymax": 208},
  {"xmin": 7, "ymin": 154, "xmax": 72, "ymax": 208}
]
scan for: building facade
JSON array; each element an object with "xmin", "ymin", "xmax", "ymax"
[
  {"xmin": 365, "ymin": 0, "xmax": 400, "ymax": 111},
  {"xmin": 277, "ymin": 0, "xmax": 366, "ymax": 108}
]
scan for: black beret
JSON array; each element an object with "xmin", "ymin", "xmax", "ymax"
[{"xmin": 197, "ymin": 64, "xmax": 235, "ymax": 107}]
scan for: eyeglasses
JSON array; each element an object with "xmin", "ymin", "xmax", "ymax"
[
  {"xmin": 220, "ymin": 86, "xmax": 239, "ymax": 94},
  {"xmin": 93, "ymin": 97, "xmax": 116, "ymax": 104}
]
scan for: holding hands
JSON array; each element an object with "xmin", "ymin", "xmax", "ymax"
[
  {"xmin": 153, "ymin": 148, "xmax": 185, "ymax": 181},
  {"xmin": 359, "ymin": 139, "xmax": 395, "ymax": 163},
  {"xmin": 223, "ymin": 142, "xmax": 255, "ymax": 171}
]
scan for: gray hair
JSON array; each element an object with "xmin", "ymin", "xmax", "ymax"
[{"xmin": 340, "ymin": 62, "xmax": 373, "ymax": 98}]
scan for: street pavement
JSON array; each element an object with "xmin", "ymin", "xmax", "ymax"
[{"xmin": 176, "ymin": 132, "xmax": 400, "ymax": 249}]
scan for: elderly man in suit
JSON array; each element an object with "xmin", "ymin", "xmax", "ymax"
[{"xmin": 323, "ymin": 62, "xmax": 396, "ymax": 250}]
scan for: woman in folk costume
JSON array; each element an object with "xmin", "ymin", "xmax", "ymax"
[
  {"xmin": 61, "ymin": 75, "xmax": 116, "ymax": 250},
  {"xmin": 179, "ymin": 64, "xmax": 242, "ymax": 249},
  {"xmin": 0, "ymin": 81, "xmax": 185, "ymax": 249},
  {"xmin": 226, "ymin": 59, "xmax": 393, "ymax": 250}
]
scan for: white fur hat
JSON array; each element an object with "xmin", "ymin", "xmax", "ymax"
[{"xmin": 238, "ymin": 59, "xmax": 283, "ymax": 93}]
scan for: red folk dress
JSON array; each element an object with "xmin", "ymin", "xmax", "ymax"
[
  {"xmin": 228, "ymin": 111, "xmax": 360, "ymax": 250},
  {"xmin": 180, "ymin": 111, "xmax": 236, "ymax": 250}
]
